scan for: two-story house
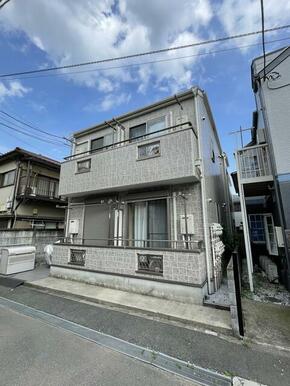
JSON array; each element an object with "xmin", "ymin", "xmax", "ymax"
[
  {"xmin": 233, "ymin": 46, "xmax": 290, "ymax": 291},
  {"xmin": 0, "ymin": 147, "xmax": 65, "ymax": 229},
  {"xmin": 52, "ymin": 87, "xmax": 231, "ymax": 304}
]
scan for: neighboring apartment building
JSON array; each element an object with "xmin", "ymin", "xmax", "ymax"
[
  {"xmin": 0, "ymin": 147, "xmax": 65, "ymax": 229},
  {"xmin": 234, "ymin": 46, "xmax": 290, "ymax": 291},
  {"xmin": 52, "ymin": 88, "xmax": 231, "ymax": 304}
]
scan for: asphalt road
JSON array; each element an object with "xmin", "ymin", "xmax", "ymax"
[
  {"xmin": 0, "ymin": 284, "xmax": 289, "ymax": 385},
  {"xmin": 0, "ymin": 306, "xmax": 196, "ymax": 386}
]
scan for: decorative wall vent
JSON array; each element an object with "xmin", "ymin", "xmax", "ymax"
[
  {"xmin": 69, "ymin": 249, "xmax": 86, "ymax": 266},
  {"xmin": 137, "ymin": 253, "xmax": 163, "ymax": 274}
]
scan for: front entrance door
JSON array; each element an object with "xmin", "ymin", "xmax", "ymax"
[{"xmin": 264, "ymin": 214, "xmax": 278, "ymax": 256}]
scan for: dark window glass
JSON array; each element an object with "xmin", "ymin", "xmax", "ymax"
[
  {"xmin": 77, "ymin": 159, "xmax": 91, "ymax": 173},
  {"xmin": 0, "ymin": 170, "xmax": 15, "ymax": 187},
  {"xmin": 129, "ymin": 124, "xmax": 146, "ymax": 141},
  {"xmin": 91, "ymin": 137, "xmax": 104, "ymax": 151}
]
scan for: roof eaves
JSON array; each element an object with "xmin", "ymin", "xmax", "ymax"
[{"xmin": 73, "ymin": 88, "xmax": 199, "ymax": 139}]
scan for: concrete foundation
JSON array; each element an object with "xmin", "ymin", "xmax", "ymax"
[{"xmin": 50, "ymin": 265, "xmax": 207, "ymax": 305}]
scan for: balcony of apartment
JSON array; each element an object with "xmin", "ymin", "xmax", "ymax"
[
  {"xmin": 17, "ymin": 175, "xmax": 64, "ymax": 203},
  {"xmin": 59, "ymin": 122, "xmax": 199, "ymax": 197},
  {"xmin": 236, "ymin": 144, "xmax": 273, "ymax": 195}
]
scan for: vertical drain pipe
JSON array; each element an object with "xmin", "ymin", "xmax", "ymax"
[
  {"xmin": 193, "ymin": 88, "xmax": 213, "ymax": 294},
  {"xmin": 172, "ymin": 192, "xmax": 178, "ymax": 249}
]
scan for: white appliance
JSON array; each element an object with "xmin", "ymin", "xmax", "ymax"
[
  {"xmin": 69, "ymin": 219, "xmax": 79, "ymax": 234},
  {"xmin": 0, "ymin": 246, "xmax": 36, "ymax": 275}
]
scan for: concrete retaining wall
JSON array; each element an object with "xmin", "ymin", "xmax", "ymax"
[
  {"xmin": 227, "ymin": 257, "xmax": 240, "ymax": 337},
  {"xmin": 0, "ymin": 230, "xmax": 64, "ymax": 263}
]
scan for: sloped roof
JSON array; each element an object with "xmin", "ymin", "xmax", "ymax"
[{"xmin": 0, "ymin": 147, "xmax": 60, "ymax": 169}]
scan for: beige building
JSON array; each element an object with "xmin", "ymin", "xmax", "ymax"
[
  {"xmin": 52, "ymin": 88, "xmax": 232, "ymax": 304},
  {"xmin": 0, "ymin": 147, "xmax": 65, "ymax": 229}
]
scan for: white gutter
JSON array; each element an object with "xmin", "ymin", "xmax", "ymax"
[{"xmin": 193, "ymin": 88, "xmax": 213, "ymax": 294}]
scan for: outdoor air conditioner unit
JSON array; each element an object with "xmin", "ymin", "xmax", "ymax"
[
  {"xmin": 257, "ymin": 128, "xmax": 266, "ymax": 144},
  {"xmin": 0, "ymin": 246, "xmax": 36, "ymax": 275}
]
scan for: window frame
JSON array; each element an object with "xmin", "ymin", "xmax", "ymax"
[
  {"xmin": 0, "ymin": 169, "xmax": 16, "ymax": 188},
  {"xmin": 76, "ymin": 158, "xmax": 91, "ymax": 174},
  {"xmin": 129, "ymin": 115, "xmax": 166, "ymax": 142},
  {"xmin": 74, "ymin": 141, "xmax": 89, "ymax": 157},
  {"xmin": 91, "ymin": 136, "xmax": 104, "ymax": 152},
  {"xmin": 248, "ymin": 213, "xmax": 266, "ymax": 244},
  {"xmin": 127, "ymin": 197, "xmax": 169, "ymax": 249},
  {"xmin": 137, "ymin": 141, "xmax": 161, "ymax": 160}
]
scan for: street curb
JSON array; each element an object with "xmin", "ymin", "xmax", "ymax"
[{"xmin": 25, "ymin": 281, "xmax": 233, "ymax": 337}]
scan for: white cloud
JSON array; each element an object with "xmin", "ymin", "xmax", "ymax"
[
  {"xmin": 218, "ymin": 0, "xmax": 290, "ymax": 44},
  {"xmin": 0, "ymin": 0, "xmax": 214, "ymax": 97},
  {"xmin": 0, "ymin": 81, "xmax": 31, "ymax": 102},
  {"xmin": 1, "ymin": 0, "xmax": 288, "ymax": 104},
  {"xmin": 84, "ymin": 92, "xmax": 131, "ymax": 112}
]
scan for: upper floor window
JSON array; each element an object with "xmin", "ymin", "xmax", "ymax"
[
  {"xmin": 129, "ymin": 123, "xmax": 146, "ymax": 141},
  {"xmin": 138, "ymin": 141, "xmax": 160, "ymax": 160},
  {"xmin": 91, "ymin": 137, "xmax": 104, "ymax": 151},
  {"xmin": 76, "ymin": 159, "xmax": 91, "ymax": 173},
  {"xmin": 75, "ymin": 141, "xmax": 88, "ymax": 157},
  {"xmin": 91, "ymin": 133, "xmax": 114, "ymax": 151},
  {"xmin": 0, "ymin": 170, "xmax": 16, "ymax": 187},
  {"xmin": 129, "ymin": 116, "xmax": 166, "ymax": 142}
]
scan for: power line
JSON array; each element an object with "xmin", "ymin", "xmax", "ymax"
[
  {"xmin": 0, "ymin": 121, "xmax": 70, "ymax": 147},
  {"xmin": 1, "ymin": 24, "xmax": 290, "ymax": 79},
  {"xmin": 3, "ymin": 36, "xmax": 290, "ymax": 82},
  {"xmin": 0, "ymin": 110, "xmax": 72, "ymax": 143},
  {"xmin": 260, "ymin": 0, "xmax": 267, "ymax": 80},
  {"xmin": 0, "ymin": 113, "xmax": 69, "ymax": 146},
  {"xmin": 0, "ymin": 0, "xmax": 11, "ymax": 10}
]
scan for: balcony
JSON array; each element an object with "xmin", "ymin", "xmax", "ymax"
[
  {"xmin": 236, "ymin": 144, "xmax": 273, "ymax": 185},
  {"xmin": 59, "ymin": 123, "xmax": 198, "ymax": 197},
  {"xmin": 17, "ymin": 175, "xmax": 63, "ymax": 202}
]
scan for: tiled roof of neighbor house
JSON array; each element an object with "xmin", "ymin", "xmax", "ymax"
[{"xmin": 0, "ymin": 147, "xmax": 60, "ymax": 169}]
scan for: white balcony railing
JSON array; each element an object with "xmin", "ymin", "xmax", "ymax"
[{"xmin": 237, "ymin": 144, "xmax": 272, "ymax": 182}]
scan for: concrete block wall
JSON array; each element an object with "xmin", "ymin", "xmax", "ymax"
[
  {"xmin": 52, "ymin": 244, "xmax": 207, "ymax": 286},
  {"xmin": 0, "ymin": 229, "xmax": 64, "ymax": 263}
]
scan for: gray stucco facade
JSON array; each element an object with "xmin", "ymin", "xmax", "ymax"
[
  {"xmin": 252, "ymin": 47, "xmax": 290, "ymax": 287},
  {"xmin": 53, "ymin": 88, "xmax": 231, "ymax": 303}
]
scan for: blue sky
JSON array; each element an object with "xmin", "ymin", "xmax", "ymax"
[{"xmin": 0, "ymin": 0, "xmax": 290, "ymax": 171}]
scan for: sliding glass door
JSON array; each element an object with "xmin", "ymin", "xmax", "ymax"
[{"xmin": 130, "ymin": 199, "xmax": 168, "ymax": 248}]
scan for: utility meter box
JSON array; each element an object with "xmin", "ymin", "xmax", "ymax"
[
  {"xmin": 180, "ymin": 214, "xmax": 194, "ymax": 234},
  {"xmin": 275, "ymin": 226, "xmax": 284, "ymax": 248},
  {"xmin": 69, "ymin": 219, "xmax": 79, "ymax": 234}
]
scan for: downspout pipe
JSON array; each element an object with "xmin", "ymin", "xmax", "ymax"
[{"xmin": 193, "ymin": 88, "xmax": 213, "ymax": 294}]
